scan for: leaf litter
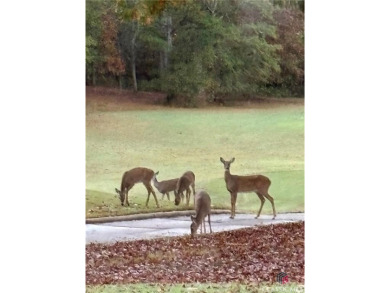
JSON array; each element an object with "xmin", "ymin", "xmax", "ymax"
[{"xmin": 86, "ymin": 221, "xmax": 304, "ymax": 285}]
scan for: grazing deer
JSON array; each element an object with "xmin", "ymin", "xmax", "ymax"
[
  {"xmin": 115, "ymin": 167, "xmax": 160, "ymax": 208},
  {"xmin": 190, "ymin": 190, "xmax": 212, "ymax": 237},
  {"xmin": 152, "ymin": 171, "xmax": 179, "ymax": 201},
  {"xmin": 220, "ymin": 157, "xmax": 276, "ymax": 220},
  {"xmin": 175, "ymin": 171, "xmax": 196, "ymax": 206}
]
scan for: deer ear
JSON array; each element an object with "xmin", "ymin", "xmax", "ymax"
[
  {"xmin": 231, "ymin": 157, "xmax": 235, "ymax": 163},
  {"xmin": 115, "ymin": 188, "xmax": 120, "ymax": 194},
  {"xmin": 155, "ymin": 171, "xmax": 159, "ymax": 175},
  {"xmin": 220, "ymin": 157, "xmax": 224, "ymax": 163}
]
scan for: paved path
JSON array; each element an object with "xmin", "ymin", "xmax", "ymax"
[{"xmin": 86, "ymin": 213, "xmax": 304, "ymax": 244}]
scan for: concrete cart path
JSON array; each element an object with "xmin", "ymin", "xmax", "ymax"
[{"xmin": 86, "ymin": 213, "xmax": 304, "ymax": 244}]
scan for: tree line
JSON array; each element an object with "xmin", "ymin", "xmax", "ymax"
[{"xmin": 86, "ymin": 0, "xmax": 304, "ymax": 105}]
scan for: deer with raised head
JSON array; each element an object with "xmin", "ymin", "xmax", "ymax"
[
  {"xmin": 152, "ymin": 171, "xmax": 179, "ymax": 201},
  {"xmin": 220, "ymin": 157, "xmax": 276, "ymax": 220},
  {"xmin": 115, "ymin": 167, "xmax": 160, "ymax": 208},
  {"xmin": 190, "ymin": 190, "xmax": 212, "ymax": 237},
  {"xmin": 175, "ymin": 171, "xmax": 196, "ymax": 206}
]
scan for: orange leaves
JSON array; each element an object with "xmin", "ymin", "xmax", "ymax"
[
  {"xmin": 86, "ymin": 222, "xmax": 304, "ymax": 285},
  {"xmin": 99, "ymin": 7, "xmax": 125, "ymax": 75}
]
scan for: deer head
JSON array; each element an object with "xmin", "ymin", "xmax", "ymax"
[
  {"xmin": 190, "ymin": 215, "xmax": 197, "ymax": 237},
  {"xmin": 115, "ymin": 188, "xmax": 127, "ymax": 206},
  {"xmin": 174, "ymin": 194, "xmax": 181, "ymax": 206},
  {"xmin": 152, "ymin": 171, "xmax": 159, "ymax": 181},
  {"xmin": 220, "ymin": 157, "xmax": 235, "ymax": 171}
]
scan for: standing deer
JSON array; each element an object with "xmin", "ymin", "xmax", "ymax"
[
  {"xmin": 115, "ymin": 167, "xmax": 160, "ymax": 208},
  {"xmin": 152, "ymin": 171, "xmax": 179, "ymax": 201},
  {"xmin": 190, "ymin": 190, "xmax": 212, "ymax": 237},
  {"xmin": 175, "ymin": 171, "xmax": 196, "ymax": 206},
  {"xmin": 220, "ymin": 157, "xmax": 276, "ymax": 220}
]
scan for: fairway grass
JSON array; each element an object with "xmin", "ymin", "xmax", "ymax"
[{"xmin": 86, "ymin": 95, "xmax": 304, "ymax": 218}]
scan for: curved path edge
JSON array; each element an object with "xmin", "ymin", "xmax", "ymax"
[
  {"xmin": 86, "ymin": 210, "xmax": 304, "ymax": 224},
  {"xmin": 86, "ymin": 209, "xmax": 233, "ymax": 224}
]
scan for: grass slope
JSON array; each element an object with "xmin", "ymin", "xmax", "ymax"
[{"xmin": 86, "ymin": 92, "xmax": 304, "ymax": 218}]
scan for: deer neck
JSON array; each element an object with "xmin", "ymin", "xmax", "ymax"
[
  {"xmin": 191, "ymin": 214, "xmax": 201, "ymax": 226},
  {"xmin": 120, "ymin": 181, "xmax": 126, "ymax": 192},
  {"xmin": 194, "ymin": 214, "xmax": 202, "ymax": 224},
  {"xmin": 224, "ymin": 169, "xmax": 232, "ymax": 182}
]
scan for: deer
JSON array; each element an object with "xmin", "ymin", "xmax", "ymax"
[
  {"xmin": 151, "ymin": 171, "xmax": 179, "ymax": 201},
  {"xmin": 115, "ymin": 167, "xmax": 160, "ymax": 208},
  {"xmin": 174, "ymin": 171, "xmax": 196, "ymax": 206},
  {"xmin": 220, "ymin": 157, "xmax": 276, "ymax": 220},
  {"xmin": 190, "ymin": 190, "xmax": 212, "ymax": 237}
]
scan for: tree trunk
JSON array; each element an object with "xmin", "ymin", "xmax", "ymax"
[
  {"xmin": 164, "ymin": 15, "xmax": 172, "ymax": 68},
  {"xmin": 92, "ymin": 68, "xmax": 96, "ymax": 86},
  {"xmin": 159, "ymin": 51, "xmax": 164, "ymax": 75},
  {"xmin": 118, "ymin": 75, "xmax": 123, "ymax": 90},
  {"xmin": 130, "ymin": 21, "xmax": 139, "ymax": 93},
  {"xmin": 131, "ymin": 58, "xmax": 137, "ymax": 92},
  {"xmin": 131, "ymin": 39, "xmax": 137, "ymax": 92}
]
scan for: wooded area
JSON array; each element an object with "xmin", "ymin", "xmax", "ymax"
[{"xmin": 86, "ymin": 0, "xmax": 304, "ymax": 104}]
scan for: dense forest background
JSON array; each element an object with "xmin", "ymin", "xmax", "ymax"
[{"xmin": 86, "ymin": 0, "xmax": 304, "ymax": 105}]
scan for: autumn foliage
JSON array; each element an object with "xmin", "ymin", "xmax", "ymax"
[
  {"xmin": 100, "ymin": 7, "xmax": 125, "ymax": 76},
  {"xmin": 86, "ymin": 0, "xmax": 304, "ymax": 98},
  {"xmin": 86, "ymin": 222, "xmax": 304, "ymax": 285}
]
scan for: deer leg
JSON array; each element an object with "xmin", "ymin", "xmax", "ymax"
[
  {"xmin": 230, "ymin": 192, "xmax": 237, "ymax": 219},
  {"xmin": 125, "ymin": 190, "xmax": 129, "ymax": 206},
  {"xmin": 191, "ymin": 183, "xmax": 195, "ymax": 205},
  {"xmin": 202, "ymin": 217, "xmax": 206, "ymax": 234},
  {"xmin": 186, "ymin": 188, "xmax": 190, "ymax": 206},
  {"xmin": 145, "ymin": 185, "xmax": 151, "ymax": 207},
  {"xmin": 150, "ymin": 185, "xmax": 160, "ymax": 208},
  {"xmin": 125, "ymin": 189, "xmax": 130, "ymax": 206},
  {"xmin": 255, "ymin": 192, "xmax": 266, "ymax": 219},
  {"xmin": 233, "ymin": 193, "xmax": 237, "ymax": 218},
  {"xmin": 263, "ymin": 193, "xmax": 276, "ymax": 219},
  {"xmin": 125, "ymin": 185, "xmax": 132, "ymax": 206},
  {"xmin": 166, "ymin": 192, "xmax": 170, "ymax": 201},
  {"xmin": 230, "ymin": 193, "xmax": 234, "ymax": 219},
  {"xmin": 207, "ymin": 214, "xmax": 212, "ymax": 233},
  {"xmin": 144, "ymin": 183, "xmax": 159, "ymax": 207}
]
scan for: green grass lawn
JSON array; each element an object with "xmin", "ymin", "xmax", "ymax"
[{"xmin": 86, "ymin": 96, "xmax": 304, "ymax": 218}]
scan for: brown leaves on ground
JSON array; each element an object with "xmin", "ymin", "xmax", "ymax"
[{"xmin": 86, "ymin": 222, "xmax": 304, "ymax": 285}]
